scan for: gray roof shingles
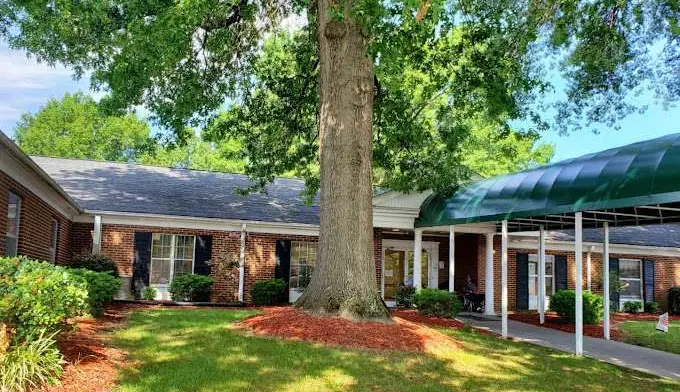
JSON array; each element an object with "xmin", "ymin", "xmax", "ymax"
[
  {"xmin": 32, "ymin": 156, "xmax": 319, "ymax": 225},
  {"xmin": 32, "ymin": 156, "xmax": 680, "ymax": 248}
]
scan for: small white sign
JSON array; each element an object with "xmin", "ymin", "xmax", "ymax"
[
  {"xmin": 384, "ymin": 269, "xmax": 393, "ymax": 277},
  {"xmin": 656, "ymin": 312, "xmax": 669, "ymax": 333}
]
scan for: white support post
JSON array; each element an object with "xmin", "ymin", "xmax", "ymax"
[
  {"xmin": 238, "ymin": 223, "xmax": 247, "ymax": 303},
  {"xmin": 92, "ymin": 215, "xmax": 102, "ymax": 254},
  {"xmin": 449, "ymin": 226, "xmax": 455, "ymax": 293},
  {"xmin": 484, "ymin": 233, "xmax": 495, "ymax": 316},
  {"xmin": 575, "ymin": 212, "xmax": 584, "ymax": 356},
  {"xmin": 538, "ymin": 225, "xmax": 546, "ymax": 325},
  {"xmin": 501, "ymin": 220, "xmax": 508, "ymax": 338},
  {"xmin": 603, "ymin": 222, "xmax": 611, "ymax": 340},
  {"xmin": 414, "ymin": 228, "xmax": 423, "ymax": 290}
]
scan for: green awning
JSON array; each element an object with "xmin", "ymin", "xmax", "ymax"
[{"xmin": 417, "ymin": 133, "xmax": 680, "ymax": 230}]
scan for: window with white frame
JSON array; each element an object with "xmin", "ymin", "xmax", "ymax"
[
  {"xmin": 6, "ymin": 192, "xmax": 21, "ymax": 257},
  {"xmin": 48, "ymin": 219, "xmax": 59, "ymax": 263},
  {"xmin": 150, "ymin": 234, "xmax": 195, "ymax": 285},
  {"xmin": 528, "ymin": 254, "xmax": 556, "ymax": 296},
  {"xmin": 619, "ymin": 258, "xmax": 643, "ymax": 301},
  {"xmin": 289, "ymin": 241, "xmax": 317, "ymax": 292}
]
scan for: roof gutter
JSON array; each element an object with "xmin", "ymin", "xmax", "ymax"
[{"xmin": 0, "ymin": 131, "xmax": 83, "ymax": 213}]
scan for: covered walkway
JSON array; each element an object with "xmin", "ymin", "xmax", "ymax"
[
  {"xmin": 458, "ymin": 315, "xmax": 680, "ymax": 379},
  {"xmin": 413, "ymin": 133, "xmax": 680, "ymax": 356}
]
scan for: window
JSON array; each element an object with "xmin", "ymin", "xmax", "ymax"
[
  {"xmin": 5, "ymin": 192, "xmax": 21, "ymax": 256},
  {"xmin": 48, "ymin": 219, "xmax": 59, "ymax": 263},
  {"xmin": 528, "ymin": 254, "xmax": 556, "ymax": 296},
  {"xmin": 289, "ymin": 241, "xmax": 317, "ymax": 292},
  {"xmin": 150, "ymin": 234, "xmax": 195, "ymax": 285},
  {"xmin": 619, "ymin": 258, "xmax": 643, "ymax": 301}
]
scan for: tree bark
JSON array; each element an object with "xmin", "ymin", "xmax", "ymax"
[{"xmin": 296, "ymin": 0, "xmax": 388, "ymax": 319}]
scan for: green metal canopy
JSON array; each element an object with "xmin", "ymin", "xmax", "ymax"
[{"xmin": 417, "ymin": 133, "xmax": 680, "ymax": 230}]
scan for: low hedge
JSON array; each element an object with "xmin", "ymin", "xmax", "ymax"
[
  {"xmin": 169, "ymin": 274, "xmax": 214, "ymax": 302},
  {"xmin": 623, "ymin": 301, "xmax": 642, "ymax": 313},
  {"xmin": 413, "ymin": 289, "xmax": 462, "ymax": 318},
  {"xmin": 251, "ymin": 279, "xmax": 287, "ymax": 305},
  {"xmin": 68, "ymin": 268, "xmax": 121, "ymax": 316},
  {"xmin": 549, "ymin": 290, "xmax": 603, "ymax": 325},
  {"xmin": 71, "ymin": 253, "xmax": 119, "ymax": 277}
]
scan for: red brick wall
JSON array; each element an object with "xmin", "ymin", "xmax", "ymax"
[
  {"xmin": 475, "ymin": 235, "xmax": 680, "ymax": 313},
  {"xmin": 0, "ymin": 169, "xmax": 72, "ymax": 264}
]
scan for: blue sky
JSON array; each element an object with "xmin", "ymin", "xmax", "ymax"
[{"xmin": 1, "ymin": 42, "xmax": 679, "ymax": 162}]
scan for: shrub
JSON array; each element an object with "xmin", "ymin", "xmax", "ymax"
[
  {"xmin": 412, "ymin": 289, "xmax": 462, "ymax": 318},
  {"xmin": 251, "ymin": 279, "xmax": 287, "ymax": 305},
  {"xmin": 549, "ymin": 290, "xmax": 604, "ymax": 325},
  {"xmin": 644, "ymin": 301, "xmax": 659, "ymax": 314},
  {"xmin": 168, "ymin": 274, "xmax": 214, "ymax": 302},
  {"xmin": 669, "ymin": 287, "xmax": 680, "ymax": 315},
  {"xmin": 71, "ymin": 253, "xmax": 118, "ymax": 277},
  {"xmin": 396, "ymin": 285, "xmax": 416, "ymax": 308},
  {"xmin": 142, "ymin": 286, "xmax": 157, "ymax": 301},
  {"xmin": 623, "ymin": 301, "xmax": 642, "ymax": 313},
  {"xmin": 0, "ymin": 331, "xmax": 63, "ymax": 392},
  {"xmin": 0, "ymin": 257, "xmax": 88, "ymax": 339},
  {"xmin": 68, "ymin": 269, "xmax": 121, "ymax": 316}
]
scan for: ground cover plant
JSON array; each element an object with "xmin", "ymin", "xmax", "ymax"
[{"xmin": 110, "ymin": 308, "xmax": 679, "ymax": 392}]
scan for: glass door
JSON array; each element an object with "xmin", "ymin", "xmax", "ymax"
[
  {"xmin": 383, "ymin": 250, "xmax": 406, "ymax": 301},
  {"xmin": 528, "ymin": 254, "xmax": 555, "ymax": 310}
]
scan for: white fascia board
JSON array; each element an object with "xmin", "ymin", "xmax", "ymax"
[
  {"xmin": 0, "ymin": 146, "xmax": 80, "ymax": 219},
  {"xmin": 76, "ymin": 210, "xmax": 320, "ymax": 236},
  {"xmin": 373, "ymin": 206, "xmax": 418, "ymax": 229},
  {"xmin": 509, "ymin": 237, "xmax": 680, "ymax": 258}
]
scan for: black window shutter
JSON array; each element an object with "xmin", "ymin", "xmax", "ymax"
[
  {"xmin": 194, "ymin": 235, "xmax": 213, "ymax": 276},
  {"xmin": 610, "ymin": 258, "xmax": 620, "ymax": 309},
  {"xmin": 133, "ymin": 232, "xmax": 152, "ymax": 298},
  {"xmin": 643, "ymin": 259, "xmax": 655, "ymax": 303},
  {"xmin": 516, "ymin": 253, "xmax": 529, "ymax": 310},
  {"xmin": 275, "ymin": 240, "xmax": 291, "ymax": 302},
  {"xmin": 554, "ymin": 255, "xmax": 568, "ymax": 291}
]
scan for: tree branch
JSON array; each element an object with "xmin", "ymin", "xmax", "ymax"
[{"xmin": 202, "ymin": 0, "xmax": 248, "ymax": 31}]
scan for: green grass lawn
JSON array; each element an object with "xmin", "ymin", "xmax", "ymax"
[
  {"xmin": 618, "ymin": 320, "xmax": 680, "ymax": 355},
  {"xmin": 112, "ymin": 309, "xmax": 679, "ymax": 392}
]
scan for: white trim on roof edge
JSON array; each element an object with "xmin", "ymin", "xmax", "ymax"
[
  {"xmin": 0, "ymin": 139, "xmax": 80, "ymax": 219},
  {"xmin": 74, "ymin": 210, "xmax": 321, "ymax": 236}
]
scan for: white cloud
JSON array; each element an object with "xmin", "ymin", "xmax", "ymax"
[{"xmin": 0, "ymin": 46, "xmax": 72, "ymax": 90}]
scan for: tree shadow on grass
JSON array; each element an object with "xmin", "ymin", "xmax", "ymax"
[{"xmin": 112, "ymin": 309, "xmax": 679, "ymax": 392}]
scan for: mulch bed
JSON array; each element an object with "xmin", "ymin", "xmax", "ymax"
[
  {"xmin": 509, "ymin": 312, "xmax": 680, "ymax": 341},
  {"xmin": 238, "ymin": 307, "xmax": 467, "ymax": 353},
  {"xmin": 41, "ymin": 303, "xmax": 152, "ymax": 392}
]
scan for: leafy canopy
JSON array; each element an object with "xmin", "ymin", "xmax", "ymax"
[{"xmin": 2, "ymin": 0, "xmax": 678, "ymax": 192}]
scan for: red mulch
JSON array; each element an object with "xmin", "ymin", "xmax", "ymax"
[
  {"xmin": 238, "ymin": 307, "xmax": 467, "ymax": 353},
  {"xmin": 40, "ymin": 303, "xmax": 151, "ymax": 392}
]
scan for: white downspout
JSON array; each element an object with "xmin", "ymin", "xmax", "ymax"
[
  {"xmin": 92, "ymin": 215, "xmax": 102, "ymax": 254},
  {"xmin": 238, "ymin": 223, "xmax": 246, "ymax": 303}
]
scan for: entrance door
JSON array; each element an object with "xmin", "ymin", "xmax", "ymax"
[
  {"xmin": 382, "ymin": 239, "xmax": 439, "ymax": 304},
  {"xmin": 383, "ymin": 250, "xmax": 405, "ymax": 301}
]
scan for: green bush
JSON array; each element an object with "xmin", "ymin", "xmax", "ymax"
[
  {"xmin": 168, "ymin": 274, "xmax": 214, "ymax": 301},
  {"xmin": 0, "ymin": 257, "xmax": 88, "ymax": 339},
  {"xmin": 251, "ymin": 279, "xmax": 287, "ymax": 305},
  {"xmin": 0, "ymin": 331, "xmax": 63, "ymax": 392},
  {"xmin": 412, "ymin": 289, "xmax": 462, "ymax": 318},
  {"xmin": 142, "ymin": 286, "xmax": 157, "ymax": 300},
  {"xmin": 549, "ymin": 290, "xmax": 604, "ymax": 325},
  {"xmin": 669, "ymin": 287, "xmax": 680, "ymax": 315},
  {"xmin": 644, "ymin": 301, "xmax": 659, "ymax": 314},
  {"xmin": 623, "ymin": 301, "xmax": 642, "ymax": 313},
  {"xmin": 68, "ymin": 269, "xmax": 121, "ymax": 316},
  {"xmin": 71, "ymin": 253, "xmax": 118, "ymax": 277},
  {"xmin": 395, "ymin": 285, "xmax": 416, "ymax": 308}
]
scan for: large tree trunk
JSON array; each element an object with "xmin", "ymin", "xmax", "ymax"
[{"xmin": 296, "ymin": 0, "xmax": 388, "ymax": 319}]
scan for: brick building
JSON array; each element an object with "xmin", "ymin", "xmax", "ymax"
[{"xmin": 2, "ymin": 131, "xmax": 680, "ymax": 312}]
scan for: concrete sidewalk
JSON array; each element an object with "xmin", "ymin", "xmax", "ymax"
[{"xmin": 458, "ymin": 315, "xmax": 680, "ymax": 380}]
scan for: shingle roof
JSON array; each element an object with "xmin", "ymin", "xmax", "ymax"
[
  {"xmin": 32, "ymin": 156, "xmax": 319, "ymax": 225},
  {"xmin": 546, "ymin": 224, "xmax": 680, "ymax": 249}
]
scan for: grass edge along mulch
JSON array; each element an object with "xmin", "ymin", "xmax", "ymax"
[{"xmin": 237, "ymin": 306, "xmax": 480, "ymax": 353}]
